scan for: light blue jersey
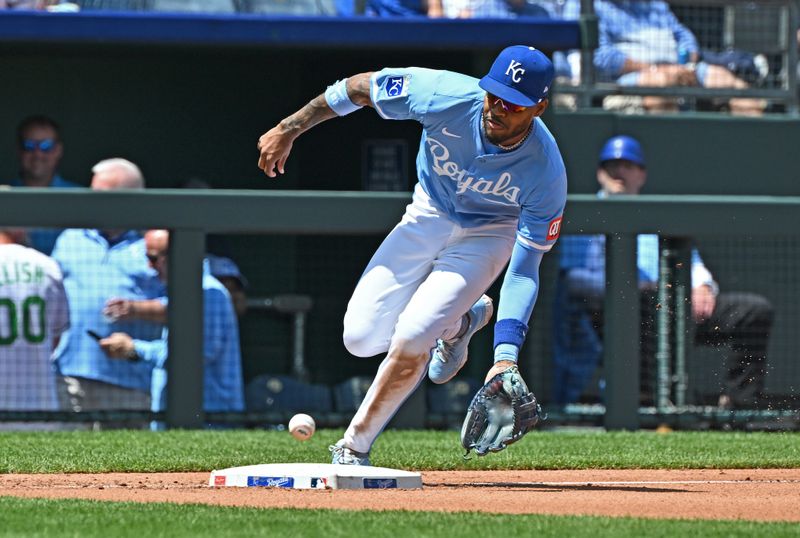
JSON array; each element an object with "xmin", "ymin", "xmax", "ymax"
[
  {"xmin": 52, "ymin": 229, "xmax": 165, "ymax": 392},
  {"xmin": 135, "ymin": 261, "xmax": 244, "ymax": 414},
  {"xmin": 371, "ymin": 68, "xmax": 567, "ymax": 252}
]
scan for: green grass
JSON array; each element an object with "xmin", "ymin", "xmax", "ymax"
[
  {"xmin": 1, "ymin": 429, "xmax": 799, "ymax": 473},
  {"xmin": 1, "ymin": 497, "xmax": 797, "ymax": 538}
]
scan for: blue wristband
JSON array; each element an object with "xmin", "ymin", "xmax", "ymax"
[
  {"xmin": 493, "ymin": 318, "xmax": 528, "ymax": 349},
  {"xmin": 324, "ymin": 79, "xmax": 363, "ymax": 116}
]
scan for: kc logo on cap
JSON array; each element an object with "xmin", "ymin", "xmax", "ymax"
[
  {"xmin": 505, "ymin": 60, "xmax": 525, "ymax": 83},
  {"xmin": 479, "ymin": 45, "xmax": 555, "ymax": 107}
]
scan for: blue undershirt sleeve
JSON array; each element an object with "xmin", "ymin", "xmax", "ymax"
[{"xmin": 493, "ymin": 242, "xmax": 544, "ymax": 363}]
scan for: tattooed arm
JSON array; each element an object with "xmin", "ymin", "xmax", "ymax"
[{"xmin": 257, "ymin": 72, "xmax": 374, "ymax": 178}]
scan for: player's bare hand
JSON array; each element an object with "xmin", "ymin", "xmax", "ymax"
[
  {"xmin": 484, "ymin": 359, "xmax": 517, "ymax": 383},
  {"xmin": 99, "ymin": 332, "xmax": 136, "ymax": 359},
  {"xmin": 103, "ymin": 298, "xmax": 133, "ymax": 321},
  {"xmin": 257, "ymin": 125, "xmax": 295, "ymax": 178}
]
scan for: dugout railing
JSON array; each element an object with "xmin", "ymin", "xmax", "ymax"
[{"xmin": 1, "ymin": 190, "xmax": 799, "ymax": 431}]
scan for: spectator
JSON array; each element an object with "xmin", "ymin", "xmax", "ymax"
[
  {"xmin": 0, "ymin": 228, "xmax": 69, "ymax": 430},
  {"xmin": 99, "ymin": 230, "xmax": 244, "ymax": 420},
  {"xmin": 553, "ymin": 135, "xmax": 774, "ymax": 409},
  {"xmin": 0, "ymin": 1, "xmax": 49, "ymax": 8},
  {"xmin": 52, "ymin": 158, "xmax": 164, "ymax": 428},
  {"xmin": 561, "ymin": 0, "xmax": 766, "ymax": 115},
  {"xmin": 431, "ymin": 0, "xmax": 549, "ymax": 18},
  {"xmin": 6, "ymin": 115, "xmax": 83, "ymax": 255},
  {"xmin": 432, "ymin": 0, "xmax": 514, "ymax": 18},
  {"xmin": 364, "ymin": 0, "xmax": 430, "ymax": 16},
  {"xmin": 207, "ymin": 255, "xmax": 248, "ymax": 318}
]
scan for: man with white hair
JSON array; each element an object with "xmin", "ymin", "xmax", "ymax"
[{"xmin": 52, "ymin": 158, "xmax": 164, "ymax": 429}]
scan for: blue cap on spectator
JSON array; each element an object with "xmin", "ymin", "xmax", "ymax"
[
  {"xmin": 478, "ymin": 45, "xmax": 554, "ymax": 107},
  {"xmin": 599, "ymin": 135, "xmax": 646, "ymax": 167},
  {"xmin": 207, "ymin": 255, "xmax": 248, "ymax": 289}
]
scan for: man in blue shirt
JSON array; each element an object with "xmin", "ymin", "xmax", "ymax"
[
  {"xmin": 6, "ymin": 115, "xmax": 83, "ymax": 255},
  {"xmin": 98, "ymin": 230, "xmax": 244, "ymax": 419},
  {"xmin": 258, "ymin": 45, "xmax": 567, "ymax": 464},
  {"xmin": 553, "ymin": 135, "xmax": 774, "ymax": 409},
  {"xmin": 560, "ymin": 0, "xmax": 765, "ymax": 115},
  {"xmin": 52, "ymin": 158, "xmax": 164, "ymax": 428}
]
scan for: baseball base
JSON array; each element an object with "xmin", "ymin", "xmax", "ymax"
[{"xmin": 209, "ymin": 463, "xmax": 422, "ymax": 490}]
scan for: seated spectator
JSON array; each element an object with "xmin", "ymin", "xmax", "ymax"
[
  {"xmin": 207, "ymin": 255, "xmax": 249, "ymax": 318},
  {"xmin": 432, "ymin": 0, "xmax": 513, "ymax": 18},
  {"xmin": 0, "ymin": 228, "xmax": 69, "ymax": 430},
  {"xmin": 52, "ymin": 158, "xmax": 165, "ymax": 428},
  {"xmin": 431, "ymin": 0, "xmax": 549, "ymax": 18},
  {"xmin": 99, "ymin": 230, "xmax": 244, "ymax": 422},
  {"xmin": 561, "ymin": 0, "xmax": 766, "ymax": 115},
  {"xmin": 0, "ymin": 1, "xmax": 46, "ymax": 8},
  {"xmin": 365, "ymin": 0, "xmax": 439, "ymax": 17},
  {"xmin": 4, "ymin": 115, "xmax": 83, "ymax": 255},
  {"xmin": 553, "ymin": 135, "xmax": 774, "ymax": 409},
  {"xmin": 105, "ymin": 253, "xmax": 249, "ymax": 320}
]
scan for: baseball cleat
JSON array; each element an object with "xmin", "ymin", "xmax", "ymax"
[
  {"xmin": 329, "ymin": 439, "xmax": 371, "ymax": 466},
  {"xmin": 428, "ymin": 294, "xmax": 493, "ymax": 384}
]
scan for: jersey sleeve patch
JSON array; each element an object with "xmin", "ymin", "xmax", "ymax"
[
  {"xmin": 383, "ymin": 75, "xmax": 410, "ymax": 99},
  {"xmin": 546, "ymin": 216, "xmax": 562, "ymax": 241}
]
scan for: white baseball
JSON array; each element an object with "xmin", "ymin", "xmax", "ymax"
[{"xmin": 288, "ymin": 413, "xmax": 316, "ymax": 441}]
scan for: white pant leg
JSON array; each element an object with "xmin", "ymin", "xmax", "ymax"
[
  {"xmin": 393, "ymin": 221, "xmax": 517, "ymax": 356},
  {"xmin": 343, "ymin": 185, "xmax": 457, "ymax": 357},
  {"xmin": 343, "ymin": 209, "xmax": 516, "ymax": 453}
]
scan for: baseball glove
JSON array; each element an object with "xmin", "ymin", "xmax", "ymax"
[{"xmin": 460, "ymin": 365, "xmax": 541, "ymax": 456}]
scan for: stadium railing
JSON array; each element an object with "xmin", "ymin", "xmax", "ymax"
[{"xmin": 1, "ymin": 189, "xmax": 798, "ymax": 431}]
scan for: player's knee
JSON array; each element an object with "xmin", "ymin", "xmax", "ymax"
[
  {"xmin": 342, "ymin": 323, "xmax": 384, "ymax": 358},
  {"xmin": 387, "ymin": 335, "xmax": 432, "ymax": 362}
]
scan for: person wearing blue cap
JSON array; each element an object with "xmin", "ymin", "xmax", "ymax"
[
  {"xmin": 553, "ymin": 135, "xmax": 774, "ymax": 409},
  {"xmin": 258, "ymin": 45, "xmax": 566, "ymax": 464}
]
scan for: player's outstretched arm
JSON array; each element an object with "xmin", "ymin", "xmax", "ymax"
[{"xmin": 257, "ymin": 72, "xmax": 373, "ymax": 178}]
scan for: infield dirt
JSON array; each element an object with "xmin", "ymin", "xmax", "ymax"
[{"xmin": 2, "ymin": 469, "xmax": 799, "ymax": 521}]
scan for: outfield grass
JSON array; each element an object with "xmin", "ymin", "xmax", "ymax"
[
  {"xmin": 1, "ymin": 497, "xmax": 798, "ymax": 538},
  {"xmin": 1, "ymin": 429, "xmax": 799, "ymax": 473}
]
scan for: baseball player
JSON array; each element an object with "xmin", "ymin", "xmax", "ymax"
[
  {"xmin": 0, "ymin": 228, "xmax": 69, "ymax": 429},
  {"xmin": 258, "ymin": 45, "xmax": 567, "ymax": 464}
]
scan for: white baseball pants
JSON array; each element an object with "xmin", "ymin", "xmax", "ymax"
[{"xmin": 341, "ymin": 184, "xmax": 516, "ymax": 452}]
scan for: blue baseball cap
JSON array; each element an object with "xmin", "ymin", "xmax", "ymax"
[
  {"xmin": 207, "ymin": 255, "xmax": 249, "ymax": 288},
  {"xmin": 599, "ymin": 135, "xmax": 646, "ymax": 167},
  {"xmin": 478, "ymin": 45, "xmax": 555, "ymax": 107}
]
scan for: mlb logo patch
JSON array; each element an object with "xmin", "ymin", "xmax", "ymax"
[
  {"xmin": 546, "ymin": 217, "xmax": 562, "ymax": 241},
  {"xmin": 385, "ymin": 76, "xmax": 409, "ymax": 98}
]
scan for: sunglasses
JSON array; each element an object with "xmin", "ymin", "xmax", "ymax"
[
  {"xmin": 21, "ymin": 138, "xmax": 57, "ymax": 153},
  {"xmin": 486, "ymin": 93, "xmax": 528, "ymax": 113},
  {"xmin": 146, "ymin": 253, "xmax": 166, "ymax": 264}
]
